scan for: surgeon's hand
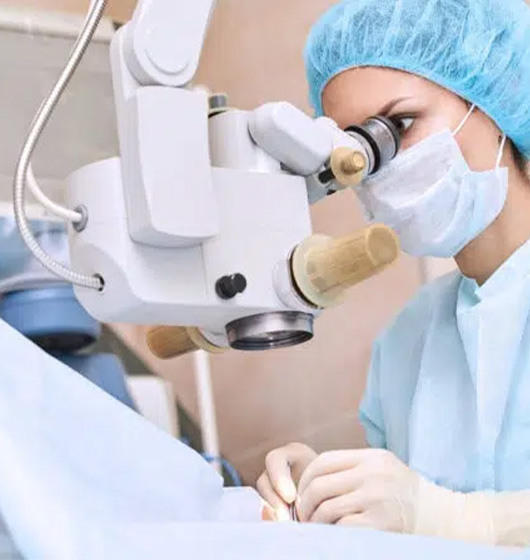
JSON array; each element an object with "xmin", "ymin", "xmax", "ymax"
[
  {"xmin": 256, "ymin": 442, "xmax": 318, "ymax": 521},
  {"xmin": 283, "ymin": 447, "xmax": 530, "ymax": 547},
  {"xmin": 296, "ymin": 449, "xmax": 420, "ymax": 533}
]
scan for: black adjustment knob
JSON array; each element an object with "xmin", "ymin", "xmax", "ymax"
[{"xmin": 216, "ymin": 274, "xmax": 247, "ymax": 300}]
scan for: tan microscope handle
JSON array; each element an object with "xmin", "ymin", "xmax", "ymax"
[
  {"xmin": 146, "ymin": 326, "xmax": 226, "ymax": 360},
  {"xmin": 292, "ymin": 224, "xmax": 400, "ymax": 308},
  {"xmin": 330, "ymin": 147, "xmax": 368, "ymax": 188},
  {"xmin": 148, "ymin": 226, "xmax": 399, "ymax": 356}
]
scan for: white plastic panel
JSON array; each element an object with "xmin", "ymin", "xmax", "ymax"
[
  {"xmin": 124, "ymin": 0, "xmax": 217, "ymax": 86},
  {"xmin": 209, "ymin": 110, "xmax": 280, "ymax": 173},
  {"xmin": 203, "ymin": 167, "xmax": 312, "ymax": 309},
  {"xmin": 249, "ymin": 102, "xmax": 333, "ymax": 176},
  {"xmin": 66, "ymin": 159, "xmax": 314, "ymax": 330},
  {"xmin": 123, "ymin": 87, "xmax": 220, "ymax": 247}
]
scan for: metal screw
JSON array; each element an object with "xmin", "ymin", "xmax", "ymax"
[
  {"xmin": 209, "ymin": 93, "xmax": 229, "ymax": 117},
  {"xmin": 73, "ymin": 205, "xmax": 88, "ymax": 232}
]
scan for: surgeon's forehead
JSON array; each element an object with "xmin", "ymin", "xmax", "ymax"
[{"xmin": 321, "ymin": 67, "xmax": 436, "ymax": 127}]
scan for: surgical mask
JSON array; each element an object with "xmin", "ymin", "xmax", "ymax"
[{"xmin": 356, "ymin": 106, "xmax": 508, "ymax": 258}]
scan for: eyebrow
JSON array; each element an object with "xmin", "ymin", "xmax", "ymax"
[{"xmin": 378, "ymin": 96, "xmax": 414, "ymax": 116}]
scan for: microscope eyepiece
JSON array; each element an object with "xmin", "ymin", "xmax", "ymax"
[{"xmin": 345, "ymin": 115, "xmax": 401, "ymax": 174}]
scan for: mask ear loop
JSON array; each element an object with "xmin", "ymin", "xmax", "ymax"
[
  {"xmin": 493, "ymin": 133, "xmax": 507, "ymax": 180},
  {"xmin": 453, "ymin": 104, "xmax": 506, "ymax": 174},
  {"xmin": 495, "ymin": 135, "xmax": 507, "ymax": 169},
  {"xmin": 453, "ymin": 104, "xmax": 476, "ymax": 137}
]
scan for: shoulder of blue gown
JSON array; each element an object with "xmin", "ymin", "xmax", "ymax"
[{"xmin": 379, "ymin": 269, "xmax": 462, "ymax": 345}]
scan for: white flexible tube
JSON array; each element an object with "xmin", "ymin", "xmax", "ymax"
[
  {"xmin": 193, "ymin": 350, "xmax": 222, "ymax": 474},
  {"xmin": 13, "ymin": 0, "xmax": 107, "ymax": 290},
  {"xmin": 27, "ymin": 164, "xmax": 82, "ymax": 223}
]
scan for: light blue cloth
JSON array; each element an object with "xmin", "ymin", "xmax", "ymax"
[
  {"xmin": 360, "ymin": 237, "xmax": 530, "ymax": 492},
  {"xmin": 305, "ymin": 0, "xmax": 530, "ymax": 157},
  {"xmin": 0, "ymin": 318, "xmax": 261, "ymax": 559},
  {"xmin": 0, "ymin": 319, "xmax": 517, "ymax": 559},
  {"xmin": 55, "ymin": 354, "xmax": 137, "ymax": 410}
]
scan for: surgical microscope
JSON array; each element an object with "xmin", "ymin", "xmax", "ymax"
[{"xmin": 12, "ymin": 0, "xmax": 403, "ymax": 360}]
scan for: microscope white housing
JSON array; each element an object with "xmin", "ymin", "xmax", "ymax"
[{"xmin": 66, "ymin": 0, "xmax": 400, "ymax": 351}]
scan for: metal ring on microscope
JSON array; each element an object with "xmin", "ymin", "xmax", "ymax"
[{"xmin": 226, "ymin": 311, "xmax": 314, "ymax": 351}]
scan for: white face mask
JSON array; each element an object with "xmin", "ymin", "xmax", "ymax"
[{"xmin": 356, "ymin": 105, "xmax": 508, "ymax": 258}]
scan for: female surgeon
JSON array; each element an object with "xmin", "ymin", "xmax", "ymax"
[{"xmin": 257, "ymin": 0, "xmax": 530, "ymax": 548}]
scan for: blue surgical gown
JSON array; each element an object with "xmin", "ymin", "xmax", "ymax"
[{"xmin": 360, "ymin": 238, "xmax": 530, "ymax": 492}]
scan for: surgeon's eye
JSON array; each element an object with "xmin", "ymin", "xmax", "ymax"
[{"xmin": 391, "ymin": 116, "xmax": 415, "ymax": 135}]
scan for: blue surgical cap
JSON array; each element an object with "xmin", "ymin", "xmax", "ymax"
[{"xmin": 305, "ymin": 0, "xmax": 530, "ymax": 157}]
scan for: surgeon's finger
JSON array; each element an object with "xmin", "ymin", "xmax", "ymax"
[
  {"xmin": 256, "ymin": 472, "xmax": 290, "ymax": 522},
  {"xmin": 261, "ymin": 502, "xmax": 277, "ymax": 521},
  {"xmin": 336, "ymin": 512, "xmax": 374, "ymax": 528},
  {"xmin": 308, "ymin": 491, "xmax": 366, "ymax": 525},
  {"xmin": 298, "ymin": 450, "xmax": 370, "ymax": 496},
  {"xmin": 297, "ymin": 469, "xmax": 364, "ymax": 522},
  {"xmin": 265, "ymin": 445, "xmax": 302, "ymax": 504}
]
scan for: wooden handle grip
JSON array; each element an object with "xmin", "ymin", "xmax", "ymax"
[
  {"xmin": 292, "ymin": 225, "xmax": 400, "ymax": 308},
  {"xmin": 147, "ymin": 326, "xmax": 226, "ymax": 360},
  {"xmin": 330, "ymin": 148, "xmax": 368, "ymax": 187}
]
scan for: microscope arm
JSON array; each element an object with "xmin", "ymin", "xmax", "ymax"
[
  {"xmin": 110, "ymin": 0, "xmax": 219, "ymax": 248},
  {"xmin": 123, "ymin": 0, "xmax": 217, "ymax": 87}
]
